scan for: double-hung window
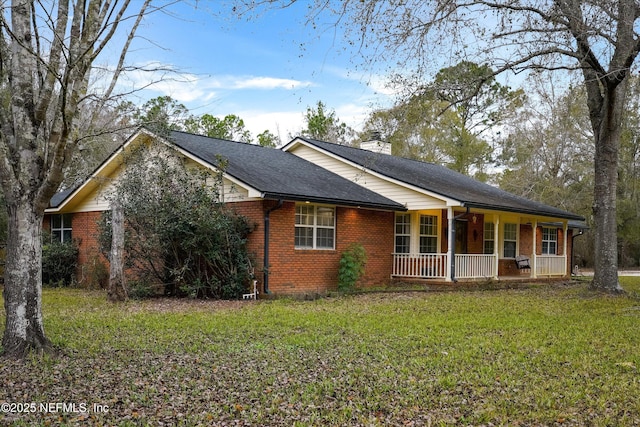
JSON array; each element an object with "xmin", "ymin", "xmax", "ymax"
[
  {"xmin": 542, "ymin": 227, "xmax": 558, "ymax": 255},
  {"xmin": 295, "ymin": 204, "xmax": 335, "ymax": 249},
  {"xmin": 51, "ymin": 214, "xmax": 73, "ymax": 243},
  {"xmin": 503, "ymin": 223, "xmax": 517, "ymax": 258},
  {"xmin": 419, "ymin": 215, "xmax": 438, "ymax": 253},
  {"xmin": 395, "ymin": 214, "xmax": 411, "ymax": 253},
  {"xmin": 484, "ymin": 222, "xmax": 495, "ymax": 254}
]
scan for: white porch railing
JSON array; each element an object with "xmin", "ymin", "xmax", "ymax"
[
  {"xmin": 392, "ymin": 253, "xmax": 566, "ymax": 279},
  {"xmin": 392, "ymin": 253, "xmax": 448, "ymax": 279},
  {"xmin": 455, "ymin": 254, "xmax": 497, "ymax": 279},
  {"xmin": 535, "ymin": 255, "xmax": 566, "ymax": 276}
]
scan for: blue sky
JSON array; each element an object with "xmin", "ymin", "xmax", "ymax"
[{"xmin": 112, "ymin": 2, "xmax": 395, "ymax": 143}]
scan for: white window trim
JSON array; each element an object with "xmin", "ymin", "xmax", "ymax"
[
  {"xmin": 502, "ymin": 222, "xmax": 518, "ymax": 259},
  {"xmin": 484, "ymin": 222, "xmax": 495, "ymax": 255},
  {"xmin": 51, "ymin": 214, "xmax": 73, "ymax": 243},
  {"xmin": 542, "ymin": 227, "xmax": 558, "ymax": 255},
  {"xmin": 394, "ymin": 212, "xmax": 442, "ymax": 254},
  {"xmin": 394, "ymin": 213, "xmax": 412, "ymax": 254},
  {"xmin": 419, "ymin": 214, "xmax": 438, "ymax": 253},
  {"xmin": 294, "ymin": 204, "xmax": 335, "ymax": 250}
]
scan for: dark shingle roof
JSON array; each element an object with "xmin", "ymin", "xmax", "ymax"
[
  {"xmin": 168, "ymin": 131, "xmax": 405, "ymax": 211},
  {"xmin": 296, "ymin": 137, "xmax": 584, "ymax": 221},
  {"xmin": 49, "ymin": 187, "xmax": 75, "ymax": 209}
]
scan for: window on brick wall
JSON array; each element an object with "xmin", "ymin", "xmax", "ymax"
[
  {"xmin": 503, "ymin": 223, "xmax": 517, "ymax": 258},
  {"xmin": 51, "ymin": 214, "xmax": 73, "ymax": 243},
  {"xmin": 295, "ymin": 204, "xmax": 335, "ymax": 249},
  {"xmin": 542, "ymin": 227, "xmax": 558, "ymax": 255}
]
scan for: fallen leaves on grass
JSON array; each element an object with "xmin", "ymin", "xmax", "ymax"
[{"xmin": 1, "ymin": 286, "xmax": 640, "ymax": 426}]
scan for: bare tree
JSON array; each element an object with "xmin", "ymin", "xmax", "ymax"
[
  {"xmin": 108, "ymin": 201, "xmax": 127, "ymax": 303},
  {"xmin": 0, "ymin": 0, "xmax": 170, "ymax": 358},
  {"xmin": 241, "ymin": 0, "xmax": 639, "ymax": 292}
]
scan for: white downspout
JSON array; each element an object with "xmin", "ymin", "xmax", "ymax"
[
  {"xmin": 532, "ymin": 220, "xmax": 538, "ymax": 278},
  {"xmin": 494, "ymin": 216, "xmax": 499, "ymax": 279},
  {"xmin": 446, "ymin": 207, "xmax": 454, "ymax": 282},
  {"xmin": 563, "ymin": 221, "xmax": 569, "ymax": 276}
]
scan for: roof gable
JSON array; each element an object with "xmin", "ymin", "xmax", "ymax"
[
  {"xmin": 284, "ymin": 137, "xmax": 584, "ymax": 221},
  {"xmin": 167, "ymin": 131, "xmax": 404, "ymax": 210},
  {"xmin": 49, "ymin": 129, "xmax": 405, "ymax": 212}
]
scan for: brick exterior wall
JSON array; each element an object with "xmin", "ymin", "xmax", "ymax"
[
  {"xmin": 45, "ymin": 211, "xmax": 108, "ymax": 287},
  {"xmin": 72, "ymin": 211, "xmax": 109, "ymax": 287},
  {"xmin": 230, "ymin": 201, "xmax": 394, "ymax": 295},
  {"xmin": 441, "ymin": 211, "xmax": 485, "ymax": 255},
  {"xmin": 466, "ymin": 213, "xmax": 484, "ymax": 254},
  {"xmin": 519, "ymin": 224, "xmax": 534, "ymax": 256},
  {"xmin": 51, "ymin": 203, "xmax": 575, "ymax": 294}
]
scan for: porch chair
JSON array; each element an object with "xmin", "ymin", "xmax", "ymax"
[{"xmin": 514, "ymin": 255, "xmax": 531, "ymax": 271}]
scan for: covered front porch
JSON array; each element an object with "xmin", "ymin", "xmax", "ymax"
[
  {"xmin": 391, "ymin": 207, "xmax": 572, "ymax": 282},
  {"xmin": 392, "ymin": 253, "xmax": 568, "ymax": 280}
]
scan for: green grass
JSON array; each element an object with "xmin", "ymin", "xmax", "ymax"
[{"xmin": 1, "ymin": 280, "xmax": 640, "ymax": 426}]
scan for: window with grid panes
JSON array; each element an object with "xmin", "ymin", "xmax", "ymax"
[
  {"xmin": 395, "ymin": 213, "xmax": 411, "ymax": 253},
  {"xmin": 419, "ymin": 215, "xmax": 438, "ymax": 253},
  {"xmin": 542, "ymin": 227, "xmax": 558, "ymax": 255},
  {"xmin": 484, "ymin": 222, "xmax": 495, "ymax": 254},
  {"xmin": 294, "ymin": 204, "xmax": 335, "ymax": 249},
  {"xmin": 51, "ymin": 214, "xmax": 73, "ymax": 243},
  {"xmin": 503, "ymin": 223, "xmax": 517, "ymax": 258}
]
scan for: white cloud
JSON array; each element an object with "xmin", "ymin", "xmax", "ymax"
[
  {"xmin": 322, "ymin": 64, "xmax": 399, "ymax": 98},
  {"xmin": 236, "ymin": 109, "xmax": 306, "ymax": 143},
  {"xmin": 239, "ymin": 102, "xmax": 375, "ymax": 144},
  {"xmin": 367, "ymin": 75, "xmax": 402, "ymax": 97},
  {"xmin": 116, "ymin": 63, "xmax": 313, "ymax": 105},
  {"xmin": 335, "ymin": 103, "xmax": 371, "ymax": 132},
  {"xmin": 231, "ymin": 76, "xmax": 312, "ymax": 90}
]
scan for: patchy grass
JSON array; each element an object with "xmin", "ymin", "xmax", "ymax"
[{"xmin": 1, "ymin": 281, "xmax": 640, "ymax": 426}]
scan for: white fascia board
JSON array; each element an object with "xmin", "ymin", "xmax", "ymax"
[
  {"xmin": 284, "ymin": 137, "xmax": 463, "ymax": 208},
  {"xmin": 46, "ymin": 129, "xmax": 263, "ymax": 213},
  {"xmin": 45, "ymin": 128, "xmax": 153, "ymax": 213}
]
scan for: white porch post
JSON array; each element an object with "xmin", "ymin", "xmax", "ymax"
[
  {"xmin": 446, "ymin": 207, "xmax": 454, "ymax": 282},
  {"xmin": 563, "ymin": 221, "xmax": 568, "ymax": 276},
  {"xmin": 532, "ymin": 220, "xmax": 538, "ymax": 278},
  {"xmin": 494, "ymin": 216, "xmax": 499, "ymax": 278}
]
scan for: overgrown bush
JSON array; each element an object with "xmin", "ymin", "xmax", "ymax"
[
  {"xmin": 100, "ymin": 143, "xmax": 254, "ymax": 299},
  {"xmin": 80, "ymin": 253, "xmax": 109, "ymax": 289},
  {"xmin": 338, "ymin": 243, "xmax": 367, "ymax": 292},
  {"xmin": 126, "ymin": 280, "xmax": 160, "ymax": 300},
  {"xmin": 42, "ymin": 239, "xmax": 79, "ymax": 287}
]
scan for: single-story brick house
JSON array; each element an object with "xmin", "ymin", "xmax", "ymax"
[{"xmin": 45, "ymin": 128, "xmax": 585, "ymax": 295}]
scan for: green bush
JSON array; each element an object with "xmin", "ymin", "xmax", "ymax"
[
  {"xmin": 127, "ymin": 280, "xmax": 160, "ymax": 299},
  {"xmin": 42, "ymin": 239, "xmax": 79, "ymax": 287},
  {"xmin": 338, "ymin": 243, "xmax": 367, "ymax": 292},
  {"xmin": 100, "ymin": 144, "xmax": 255, "ymax": 299},
  {"xmin": 81, "ymin": 254, "xmax": 109, "ymax": 289}
]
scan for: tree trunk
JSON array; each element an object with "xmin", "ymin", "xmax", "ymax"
[
  {"xmin": 2, "ymin": 201, "xmax": 53, "ymax": 358},
  {"xmin": 591, "ymin": 81, "xmax": 626, "ymax": 293},
  {"xmin": 108, "ymin": 201, "xmax": 127, "ymax": 302}
]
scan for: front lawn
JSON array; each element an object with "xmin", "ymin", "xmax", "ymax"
[{"xmin": 1, "ymin": 280, "xmax": 640, "ymax": 426}]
